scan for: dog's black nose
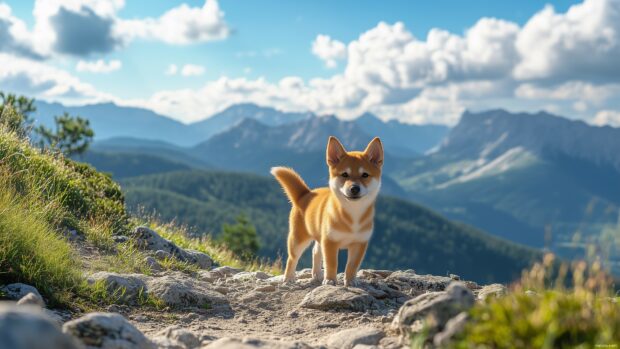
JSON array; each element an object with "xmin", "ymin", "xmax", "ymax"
[{"xmin": 350, "ymin": 185, "xmax": 361, "ymax": 195}]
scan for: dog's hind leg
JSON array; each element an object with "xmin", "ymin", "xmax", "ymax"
[
  {"xmin": 311, "ymin": 241, "xmax": 323, "ymax": 282},
  {"xmin": 283, "ymin": 209, "xmax": 311, "ymax": 283}
]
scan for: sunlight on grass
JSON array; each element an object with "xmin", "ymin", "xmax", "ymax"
[
  {"xmin": 447, "ymin": 253, "xmax": 620, "ymax": 349},
  {"xmin": 134, "ymin": 217, "xmax": 282, "ymax": 275}
]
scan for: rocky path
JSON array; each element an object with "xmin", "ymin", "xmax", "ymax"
[{"xmin": 0, "ymin": 227, "xmax": 507, "ymax": 349}]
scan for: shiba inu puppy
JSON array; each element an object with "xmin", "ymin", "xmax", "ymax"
[{"xmin": 271, "ymin": 136, "xmax": 383, "ymax": 286}]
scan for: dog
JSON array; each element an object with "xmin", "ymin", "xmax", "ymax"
[{"xmin": 271, "ymin": 136, "xmax": 383, "ymax": 286}]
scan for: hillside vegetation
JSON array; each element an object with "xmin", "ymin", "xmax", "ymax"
[
  {"xmin": 121, "ymin": 169, "xmax": 541, "ymax": 284},
  {"xmin": 0, "ymin": 107, "xmax": 277, "ymax": 307}
]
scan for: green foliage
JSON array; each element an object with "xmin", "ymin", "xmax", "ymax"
[
  {"xmin": 37, "ymin": 112, "xmax": 95, "ymax": 156},
  {"xmin": 219, "ymin": 214, "xmax": 260, "ymax": 261},
  {"xmin": 137, "ymin": 218, "xmax": 281, "ymax": 275},
  {"xmin": 0, "ymin": 173, "xmax": 82, "ymax": 305},
  {"xmin": 121, "ymin": 169, "xmax": 540, "ymax": 283},
  {"xmin": 0, "ymin": 92, "xmax": 35, "ymax": 136},
  {"xmin": 448, "ymin": 255, "xmax": 620, "ymax": 349},
  {"xmin": 0, "ymin": 125, "xmax": 127, "ymax": 235}
]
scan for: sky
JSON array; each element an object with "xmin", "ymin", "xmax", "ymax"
[{"xmin": 1, "ymin": 0, "xmax": 619, "ymax": 126}]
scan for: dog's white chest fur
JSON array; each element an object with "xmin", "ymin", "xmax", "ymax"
[{"xmin": 326, "ymin": 179, "xmax": 380, "ymax": 246}]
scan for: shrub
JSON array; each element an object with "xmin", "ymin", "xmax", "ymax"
[
  {"xmin": 219, "ymin": 214, "xmax": 260, "ymax": 261},
  {"xmin": 447, "ymin": 254, "xmax": 620, "ymax": 349}
]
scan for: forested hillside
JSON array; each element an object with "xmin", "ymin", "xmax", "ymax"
[{"xmin": 121, "ymin": 170, "xmax": 540, "ymax": 283}]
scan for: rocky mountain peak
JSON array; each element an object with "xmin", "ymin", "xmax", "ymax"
[{"xmin": 440, "ymin": 109, "xmax": 620, "ymax": 172}]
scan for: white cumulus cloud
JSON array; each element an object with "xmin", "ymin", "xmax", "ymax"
[
  {"xmin": 592, "ymin": 110, "xmax": 620, "ymax": 127},
  {"xmin": 76, "ymin": 59, "xmax": 121, "ymax": 73},
  {"xmin": 0, "ymin": 0, "xmax": 229, "ymax": 58},
  {"xmin": 312, "ymin": 34, "xmax": 346, "ymax": 68}
]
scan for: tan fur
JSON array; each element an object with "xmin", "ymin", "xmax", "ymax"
[{"xmin": 271, "ymin": 136, "xmax": 384, "ymax": 286}]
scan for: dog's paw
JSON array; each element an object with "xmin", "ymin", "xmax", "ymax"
[
  {"xmin": 283, "ymin": 276, "xmax": 296, "ymax": 284},
  {"xmin": 311, "ymin": 270, "xmax": 323, "ymax": 283},
  {"xmin": 322, "ymin": 278, "xmax": 337, "ymax": 286},
  {"xmin": 344, "ymin": 278, "xmax": 359, "ymax": 287}
]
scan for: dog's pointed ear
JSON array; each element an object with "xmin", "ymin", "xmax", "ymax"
[
  {"xmin": 326, "ymin": 136, "xmax": 347, "ymax": 166},
  {"xmin": 364, "ymin": 137, "xmax": 384, "ymax": 167}
]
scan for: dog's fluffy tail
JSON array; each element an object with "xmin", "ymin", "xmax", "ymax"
[{"xmin": 270, "ymin": 166, "xmax": 311, "ymax": 207}]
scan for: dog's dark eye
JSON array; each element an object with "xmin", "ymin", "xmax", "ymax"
[
  {"xmin": 362, "ymin": 172, "xmax": 369, "ymax": 178},
  {"xmin": 341, "ymin": 172, "xmax": 349, "ymax": 178}
]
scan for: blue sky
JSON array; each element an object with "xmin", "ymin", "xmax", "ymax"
[{"xmin": 1, "ymin": 0, "xmax": 619, "ymax": 125}]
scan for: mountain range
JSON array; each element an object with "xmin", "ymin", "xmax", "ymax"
[
  {"xmin": 34, "ymin": 101, "xmax": 447, "ymax": 154},
  {"xmin": 50, "ymin": 101, "xmax": 619, "ymax": 275}
]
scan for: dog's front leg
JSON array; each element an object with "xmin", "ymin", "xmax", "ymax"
[
  {"xmin": 344, "ymin": 241, "xmax": 368, "ymax": 287},
  {"xmin": 321, "ymin": 239, "xmax": 339, "ymax": 285}
]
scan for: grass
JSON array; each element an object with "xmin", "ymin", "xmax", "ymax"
[
  {"xmin": 136, "ymin": 217, "xmax": 282, "ymax": 275},
  {"xmin": 0, "ymin": 120, "xmax": 281, "ymax": 308},
  {"xmin": 445, "ymin": 253, "xmax": 620, "ymax": 349},
  {"xmin": 0, "ymin": 171, "xmax": 82, "ymax": 306}
]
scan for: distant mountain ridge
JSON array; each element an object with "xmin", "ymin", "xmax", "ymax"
[
  {"xmin": 393, "ymin": 109, "xmax": 620, "ymax": 275},
  {"xmin": 440, "ymin": 109, "xmax": 620, "ymax": 172},
  {"xmin": 34, "ymin": 101, "xmax": 447, "ymax": 153}
]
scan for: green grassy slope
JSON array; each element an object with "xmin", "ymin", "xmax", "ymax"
[{"xmin": 121, "ymin": 170, "xmax": 541, "ymax": 284}]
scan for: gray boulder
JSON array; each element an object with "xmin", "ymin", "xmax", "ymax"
[
  {"xmin": 232, "ymin": 271, "xmax": 271, "ymax": 281},
  {"xmin": 392, "ymin": 282, "xmax": 474, "ymax": 337},
  {"xmin": 151, "ymin": 326, "xmax": 200, "ymax": 349},
  {"xmin": 87, "ymin": 272, "xmax": 148, "ymax": 304},
  {"xmin": 202, "ymin": 337, "xmax": 312, "ymax": 349},
  {"xmin": 326, "ymin": 327, "xmax": 384, "ymax": 349},
  {"xmin": 385, "ymin": 271, "xmax": 454, "ymax": 295},
  {"xmin": 17, "ymin": 292, "xmax": 45, "ymax": 307},
  {"xmin": 210, "ymin": 266, "xmax": 242, "ymax": 278},
  {"xmin": 133, "ymin": 227, "xmax": 212, "ymax": 269},
  {"xmin": 477, "ymin": 283, "xmax": 507, "ymax": 300},
  {"xmin": 0, "ymin": 283, "xmax": 42, "ymax": 301},
  {"xmin": 300, "ymin": 285, "xmax": 376, "ymax": 312},
  {"xmin": 184, "ymin": 250, "xmax": 213, "ymax": 269},
  {"xmin": 0, "ymin": 303, "xmax": 81, "ymax": 349},
  {"xmin": 144, "ymin": 273, "xmax": 229, "ymax": 310},
  {"xmin": 433, "ymin": 312, "xmax": 469, "ymax": 347},
  {"xmin": 63, "ymin": 312, "xmax": 154, "ymax": 349}
]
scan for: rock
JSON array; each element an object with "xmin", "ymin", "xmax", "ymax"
[
  {"xmin": 433, "ymin": 312, "xmax": 469, "ymax": 346},
  {"xmin": 202, "ymin": 337, "xmax": 312, "ymax": 349},
  {"xmin": 232, "ymin": 271, "xmax": 271, "ymax": 281},
  {"xmin": 211, "ymin": 266, "xmax": 242, "ymax": 278},
  {"xmin": 254, "ymin": 284, "xmax": 276, "ymax": 292},
  {"xmin": 184, "ymin": 250, "xmax": 213, "ymax": 269},
  {"xmin": 17, "ymin": 292, "xmax": 45, "ymax": 307},
  {"xmin": 357, "ymin": 270, "xmax": 393, "ymax": 279},
  {"xmin": 144, "ymin": 273, "xmax": 229, "ymax": 310},
  {"xmin": 197, "ymin": 271, "xmax": 218, "ymax": 282},
  {"xmin": 392, "ymin": 282, "xmax": 474, "ymax": 337},
  {"xmin": 112, "ymin": 235, "xmax": 129, "ymax": 243},
  {"xmin": 144, "ymin": 257, "xmax": 163, "ymax": 272},
  {"xmin": 133, "ymin": 226, "xmax": 212, "ymax": 269},
  {"xmin": 0, "ymin": 303, "xmax": 81, "ymax": 349},
  {"xmin": 326, "ymin": 327, "xmax": 385, "ymax": 349},
  {"xmin": 0, "ymin": 283, "xmax": 42, "ymax": 301},
  {"xmin": 152, "ymin": 326, "xmax": 200, "ymax": 349},
  {"xmin": 449, "ymin": 274, "xmax": 460, "ymax": 281},
  {"xmin": 477, "ymin": 283, "xmax": 507, "ymax": 300},
  {"xmin": 300, "ymin": 285, "xmax": 376, "ymax": 312},
  {"xmin": 87, "ymin": 272, "xmax": 148, "ymax": 304},
  {"xmin": 63, "ymin": 312, "xmax": 154, "ymax": 349},
  {"xmin": 385, "ymin": 271, "xmax": 454, "ymax": 295},
  {"xmin": 266, "ymin": 275, "xmax": 285, "ymax": 284},
  {"xmin": 155, "ymin": 250, "xmax": 172, "ymax": 261}
]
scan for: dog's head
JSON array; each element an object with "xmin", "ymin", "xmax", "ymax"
[{"xmin": 326, "ymin": 136, "xmax": 383, "ymax": 202}]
